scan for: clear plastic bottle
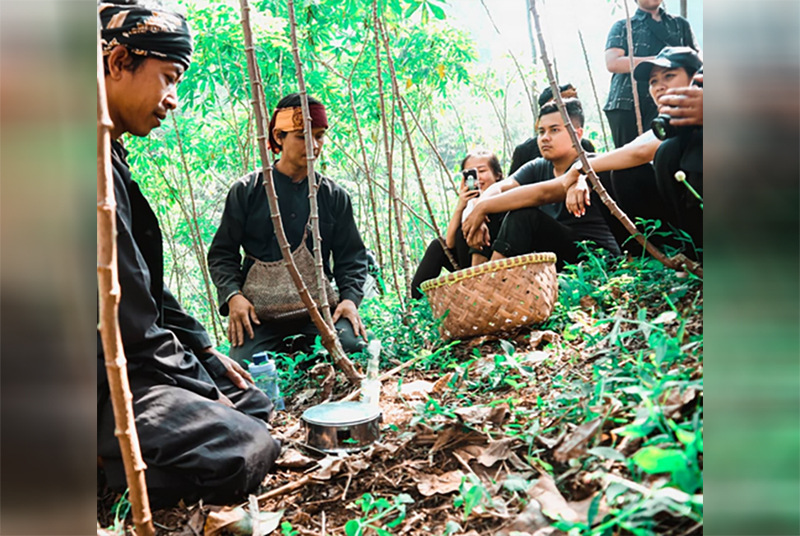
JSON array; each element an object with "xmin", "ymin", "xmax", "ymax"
[
  {"xmin": 248, "ymin": 352, "xmax": 285, "ymax": 411},
  {"xmin": 360, "ymin": 339, "xmax": 382, "ymax": 407}
]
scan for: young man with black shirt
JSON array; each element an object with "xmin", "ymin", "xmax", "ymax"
[
  {"xmin": 208, "ymin": 93, "xmax": 369, "ymax": 364},
  {"xmin": 508, "ymin": 83, "xmax": 596, "ymax": 175},
  {"xmin": 604, "ymin": 0, "xmax": 699, "ymax": 148},
  {"xmin": 97, "ymin": 1, "xmax": 280, "ymax": 509},
  {"xmin": 462, "ymin": 99, "xmax": 620, "ymax": 268}
]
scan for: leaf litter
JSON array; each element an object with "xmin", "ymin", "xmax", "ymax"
[{"xmin": 98, "ymin": 255, "xmax": 702, "ymax": 536}]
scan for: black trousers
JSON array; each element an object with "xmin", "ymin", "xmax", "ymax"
[
  {"xmin": 229, "ymin": 316, "xmax": 367, "ymax": 365},
  {"xmin": 492, "ymin": 206, "xmax": 583, "ymax": 269},
  {"xmin": 411, "ymin": 217, "xmax": 504, "ymax": 300},
  {"xmin": 605, "ymin": 164, "xmax": 685, "ymax": 255},
  {"xmin": 98, "ymin": 375, "xmax": 281, "ymax": 509},
  {"xmin": 605, "ymin": 105, "xmax": 658, "ymax": 148},
  {"xmin": 653, "ymin": 130, "xmax": 703, "ymax": 258}
]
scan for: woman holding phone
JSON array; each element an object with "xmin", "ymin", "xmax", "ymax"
[{"xmin": 411, "ymin": 149, "xmax": 504, "ymax": 300}]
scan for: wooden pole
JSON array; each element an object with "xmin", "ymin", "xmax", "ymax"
[
  {"xmin": 529, "ymin": 0, "xmax": 702, "ymax": 277},
  {"xmin": 97, "ymin": 16, "xmax": 155, "ymax": 536},
  {"xmin": 680, "ymin": 0, "xmax": 687, "ymax": 18},
  {"xmin": 238, "ymin": 0, "xmax": 362, "ymax": 383},
  {"xmin": 623, "ymin": 0, "xmax": 644, "ymax": 136},
  {"xmin": 577, "ymin": 28, "xmax": 611, "ymax": 152},
  {"xmin": 373, "ymin": 0, "xmax": 411, "ymax": 301},
  {"xmin": 286, "ymin": 0, "xmax": 334, "ymax": 329}
]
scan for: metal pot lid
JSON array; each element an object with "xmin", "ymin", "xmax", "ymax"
[{"xmin": 302, "ymin": 401, "xmax": 381, "ymax": 427}]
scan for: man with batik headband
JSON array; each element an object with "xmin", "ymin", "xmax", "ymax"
[
  {"xmin": 209, "ymin": 93, "xmax": 370, "ymax": 364},
  {"xmin": 97, "ymin": 0, "xmax": 280, "ymax": 509}
]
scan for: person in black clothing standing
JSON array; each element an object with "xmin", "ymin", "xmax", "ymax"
[
  {"xmin": 208, "ymin": 94, "xmax": 369, "ymax": 364},
  {"xmin": 604, "ymin": 0, "xmax": 699, "ymax": 148},
  {"xmin": 508, "ymin": 83, "xmax": 596, "ymax": 176},
  {"xmin": 463, "ymin": 99, "xmax": 619, "ymax": 269},
  {"xmin": 97, "ymin": 1, "xmax": 280, "ymax": 509}
]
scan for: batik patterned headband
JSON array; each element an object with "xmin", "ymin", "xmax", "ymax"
[{"xmin": 99, "ymin": 3, "xmax": 193, "ymax": 69}]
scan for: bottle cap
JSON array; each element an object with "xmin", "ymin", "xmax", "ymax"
[{"xmin": 252, "ymin": 351, "xmax": 269, "ymax": 365}]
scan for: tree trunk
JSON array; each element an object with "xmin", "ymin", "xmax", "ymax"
[
  {"xmin": 238, "ymin": 0, "xmax": 362, "ymax": 383},
  {"xmin": 96, "ymin": 17, "xmax": 155, "ymax": 536},
  {"xmin": 287, "ymin": 0, "xmax": 334, "ymax": 328},
  {"xmin": 529, "ymin": 0, "xmax": 701, "ymax": 278}
]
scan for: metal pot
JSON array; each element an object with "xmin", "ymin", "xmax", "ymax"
[{"xmin": 301, "ymin": 401, "xmax": 382, "ymax": 453}]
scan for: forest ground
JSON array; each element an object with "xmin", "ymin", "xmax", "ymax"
[{"xmin": 98, "ymin": 247, "xmax": 703, "ymax": 536}]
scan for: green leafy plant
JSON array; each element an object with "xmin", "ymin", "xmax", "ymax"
[{"xmin": 344, "ymin": 493, "xmax": 415, "ymax": 536}]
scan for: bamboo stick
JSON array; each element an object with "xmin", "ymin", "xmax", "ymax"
[
  {"xmin": 623, "ymin": 0, "xmax": 644, "ymax": 136},
  {"xmin": 577, "ymin": 28, "xmax": 611, "ymax": 152},
  {"xmin": 378, "ymin": 20, "xmax": 460, "ymax": 271},
  {"xmin": 287, "ymin": 0, "xmax": 334, "ymax": 329},
  {"xmin": 529, "ymin": 0, "xmax": 701, "ymax": 278},
  {"xmin": 238, "ymin": 0, "xmax": 362, "ymax": 383},
  {"xmin": 373, "ymin": 1, "xmax": 411, "ymax": 301},
  {"xmin": 96, "ymin": 18, "xmax": 154, "ymax": 536}
]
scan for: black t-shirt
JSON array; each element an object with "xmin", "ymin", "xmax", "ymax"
[
  {"xmin": 509, "ymin": 137, "xmax": 596, "ymax": 176},
  {"xmin": 511, "ymin": 158, "xmax": 620, "ymax": 254}
]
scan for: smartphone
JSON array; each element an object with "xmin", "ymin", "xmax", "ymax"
[{"xmin": 463, "ymin": 168, "xmax": 479, "ymax": 191}]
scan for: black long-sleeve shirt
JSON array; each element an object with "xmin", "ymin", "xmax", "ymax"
[
  {"xmin": 208, "ymin": 165, "xmax": 368, "ymax": 316},
  {"xmin": 98, "ymin": 141, "xmax": 225, "ymax": 409}
]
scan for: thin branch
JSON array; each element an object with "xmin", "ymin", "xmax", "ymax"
[
  {"xmin": 623, "ymin": 0, "xmax": 644, "ymax": 135},
  {"xmin": 577, "ymin": 28, "xmax": 611, "ymax": 151}
]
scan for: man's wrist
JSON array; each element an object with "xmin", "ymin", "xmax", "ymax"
[{"xmin": 225, "ymin": 290, "xmax": 242, "ymax": 304}]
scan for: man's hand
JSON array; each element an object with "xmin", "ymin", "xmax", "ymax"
[
  {"xmin": 658, "ymin": 73, "xmax": 703, "ymax": 127},
  {"xmin": 228, "ymin": 293, "xmax": 260, "ymax": 347},
  {"xmin": 466, "ymin": 223, "xmax": 491, "ymax": 249},
  {"xmin": 332, "ymin": 299, "xmax": 367, "ymax": 340},
  {"xmin": 462, "ymin": 204, "xmax": 488, "ymax": 246},
  {"xmin": 561, "ymin": 165, "xmax": 583, "ymax": 194},
  {"xmin": 566, "ymin": 175, "xmax": 591, "ymax": 217},
  {"xmin": 202, "ymin": 347, "xmax": 252, "ymax": 390}
]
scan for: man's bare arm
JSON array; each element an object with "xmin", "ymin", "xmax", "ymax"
[{"xmin": 605, "ymin": 48, "xmax": 656, "ymax": 74}]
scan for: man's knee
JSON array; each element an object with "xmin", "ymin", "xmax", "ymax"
[{"xmin": 335, "ymin": 318, "xmax": 368, "ymax": 355}]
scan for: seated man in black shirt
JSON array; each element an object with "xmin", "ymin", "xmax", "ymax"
[
  {"xmin": 97, "ymin": 1, "xmax": 280, "ymax": 509},
  {"xmin": 208, "ymin": 93, "xmax": 369, "ymax": 364},
  {"xmin": 508, "ymin": 83, "xmax": 596, "ymax": 176},
  {"xmin": 463, "ymin": 99, "xmax": 620, "ymax": 268}
]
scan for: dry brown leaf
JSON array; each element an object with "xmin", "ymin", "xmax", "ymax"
[
  {"xmin": 659, "ymin": 386, "xmax": 699, "ymax": 418},
  {"xmin": 275, "ymin": 448, "xmax": 315, "ymax": 469},
  {"xmin": 454, "ymin": 404, "xmax": 509, "ymax": 427},
  {"xmin": 312, "ymin": 456, "xmax": 345, "ymax": 480},
  {"xmin": 528, "ymin": 330, "xmax": 558, "ymax": 349},
  {"xmin": 553, "ymin": 418, "xmax": 602, "ymax": 463},
  {"xmin": 416, "ymin": 470, "xmax": 465, "ymax": 496},
  {"xmin": 527, "ymin": 474, "xmax": 580, "ymax": 524},
  {"xmin": 293, "ymin": 388, "xmax": 317, "ymax": 407},
  {"xmin": 498, "ymin": 498, "xmax": 552, "ymax": 535},
  {"xmin": 569, "ymin": 493, "xmax": 610, "ymax": 525},
  {"xmin": 431, "ymin": 426, "xmax": 483, "ymax": 453},
  {"xmin": 399, "ymin": 380, "xmax": 435, "ymax": 399},
  {"xmin": 477, "ymin": 437, "xmax": 515, "ymax": 467},
  {"xmin": 309, "ymin": 363, "xmax": 335, "ymax": 402},
  {"xmin": 204, "ymin": 506, "xmax": 283, "ymax": 536},
  {"xmin": 177, "ymin": 506, "xmax": 205, "ymax": 536},
  {"xmin": 432, "ymin": 372, "xmax": 455, "ymax": 394}
]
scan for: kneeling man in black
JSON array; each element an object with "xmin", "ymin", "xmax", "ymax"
[{"xmin": 463, "ymin": 99, "xmax": 620, "ymax": 268}]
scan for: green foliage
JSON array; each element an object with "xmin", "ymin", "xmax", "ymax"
[{"xmin": 344, "ymin": 492, "xmax": 414, "ymax": 536}]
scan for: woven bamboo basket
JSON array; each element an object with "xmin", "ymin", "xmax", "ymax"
[{"xmin": 420, "ymin": 252, "xmax": 558, "ymax": 340}]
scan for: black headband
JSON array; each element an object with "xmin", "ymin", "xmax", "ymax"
[{"xmin": 99, "ymin": 3, "xmax": 193, "ymax": 70}]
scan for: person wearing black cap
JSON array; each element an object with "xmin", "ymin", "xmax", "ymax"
[
  {"xmin": 566, "ymin": 46, "xmax": 703, "ymax": 258},
  {"xmin": 508, "ymin": 84, "xmax": 597, "ymax": 175},
  {"xmin": 97, "ymin": 1, "xmax": 280, "ymax": 509},
  {"xmin": 604, "ymin": 0, "xmax": 699, "ymax": 148}
]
